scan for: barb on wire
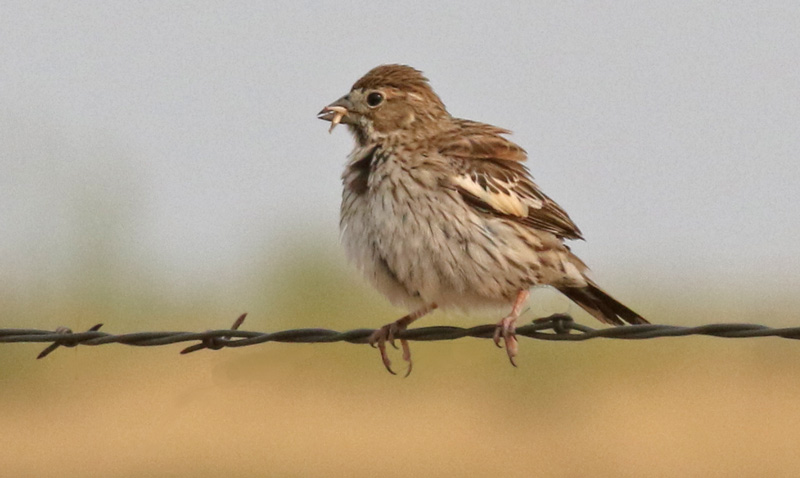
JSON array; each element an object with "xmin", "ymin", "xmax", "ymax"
[{"xmin": 1, "ymin": 313, "xmax": 799, "ymax": 359}]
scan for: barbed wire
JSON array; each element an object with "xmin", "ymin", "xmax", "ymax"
[{"xmin": 2, "ymin": 313, "xmax": 800, "ymax": 359}]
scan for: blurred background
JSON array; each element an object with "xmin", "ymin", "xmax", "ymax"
[{"xmin": 2, "ymin": 2, "xmax": 800, "ymax": 476}]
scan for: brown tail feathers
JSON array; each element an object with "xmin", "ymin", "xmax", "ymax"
[{"xmin": 558, "ymin": 282, "xmax": 648, "ymax": 326}]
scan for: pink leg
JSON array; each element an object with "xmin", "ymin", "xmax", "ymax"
[
  {"xmin": 369, "ymin": 304, "xmax": 437, "ymax": 377},
  {"xmin": 493, "ymin": 290, "xmax": 530, "ymax": 367}
]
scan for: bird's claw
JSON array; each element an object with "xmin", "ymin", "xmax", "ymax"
[
  {"xmin": 493, "ymin": 315, "xmax": 518, "ymax": 367},
  {"xmin": 369, "ymin": 322, "xmax": 413, "ymax": 377}
]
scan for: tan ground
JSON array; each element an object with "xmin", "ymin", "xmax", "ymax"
[{"xmin": 2, "ymin": 253, "xmax": 798, "ymax": 477}]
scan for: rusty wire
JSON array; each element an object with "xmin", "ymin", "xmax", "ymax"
[{"xmin": 1, "ymin": 313, "xmax": 800, "ymax": 359}]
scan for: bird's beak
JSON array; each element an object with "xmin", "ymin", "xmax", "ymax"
[{"xmin": 317, "ymin": 95, "xmax": 353, "ymax": 133}]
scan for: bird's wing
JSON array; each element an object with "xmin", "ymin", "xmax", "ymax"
[
  {"xmin": 439, "ymin": 120, "xmax": 583, "ymax": 240},
  {"xmin": 439, "ymin": 119, "xmax": 528, "ymax": 162}
]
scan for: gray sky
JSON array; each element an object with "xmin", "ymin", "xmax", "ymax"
[{"xmin": 2, "ymin": 2, "xmax": 800, "ymax": 304}]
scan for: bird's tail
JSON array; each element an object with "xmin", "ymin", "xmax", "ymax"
[{"xmin": 558, "ymin": 282, "xmax": 648, "ymax": 326}]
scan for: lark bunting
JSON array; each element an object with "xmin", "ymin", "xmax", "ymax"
[{"xmin": 318, "ymin": 64, "xmax": 647, "ymax": 375}]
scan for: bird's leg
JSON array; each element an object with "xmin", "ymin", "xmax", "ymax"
[
  {"xmin": 493, "ymin": 289, "xmax": 530, "ymax": 367},
  {"xmin": 369, "ymin": 304, "xmax": 437, "ymax": 377}
]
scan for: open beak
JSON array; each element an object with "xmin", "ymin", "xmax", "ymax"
[{"xmin": 317, "ymin": 96, "xmax": 353, "ymax": 133}]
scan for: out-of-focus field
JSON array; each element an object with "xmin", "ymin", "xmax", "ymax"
[{"xmin": 2, "ymin": 247, "xmax": 799, "ymax": 478}]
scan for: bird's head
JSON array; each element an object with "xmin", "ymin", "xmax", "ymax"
[{"xmin": 318, "ymin": 64, "xmax": 449, "ymax": 145}]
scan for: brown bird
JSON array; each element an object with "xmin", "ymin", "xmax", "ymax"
[{"xmin": 318, "ymin": 64, "xmax": 647, "ymax": 375}]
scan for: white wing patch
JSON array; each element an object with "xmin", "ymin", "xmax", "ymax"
[{"xmin": 452, "ymin": 174, "xmax": 542, "ymax": 218}]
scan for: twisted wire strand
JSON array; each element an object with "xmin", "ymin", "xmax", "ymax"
[{"xmin": 2, "ymin": 313, "xmax": 800, "ymax": 359}]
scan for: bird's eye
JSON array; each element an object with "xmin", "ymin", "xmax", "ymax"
[{"xmin": 366, "ymin": 92, "xmax": 384, "ymax": 107}]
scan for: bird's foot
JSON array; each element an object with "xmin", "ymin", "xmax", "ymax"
[
  {"xmin": 493, "ymin": 290, "xmax": 529, "ymax": 367},
  {"xmin": 369, "ymin": 319, "xmax": 413, "ymax": 377},
  {"xmin": 493, "ymin": 315, "xmax": 518, "ymax": 367}
]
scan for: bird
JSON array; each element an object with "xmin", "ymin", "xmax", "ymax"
[{"xmin": 318, "ymin": 64, "xmax": 647, "ymax": 375}]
